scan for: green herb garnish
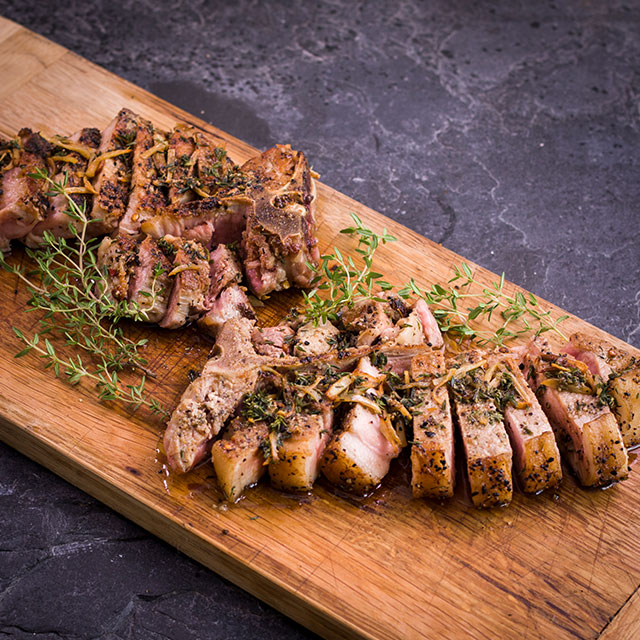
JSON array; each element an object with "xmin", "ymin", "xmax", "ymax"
[
  {"xmin": 0, "ymin": 168, "xmax": 166, "ymax": 416},
  {"xmin": 302, "ymin": 212, "xmax": 396, "ymax": 325},
  {"xmin": 398, "ymin": 263, "xmax": 569, "ymax": 346}
]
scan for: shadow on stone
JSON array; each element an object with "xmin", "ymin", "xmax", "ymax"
[{"xmin": 150, "ymin": 80, "xmax": 272, "ymax": 149}]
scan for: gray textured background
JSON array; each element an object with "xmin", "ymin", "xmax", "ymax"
[{"xmin": 1, "ymin": 1, "xmax": 639, "ymax": 638}]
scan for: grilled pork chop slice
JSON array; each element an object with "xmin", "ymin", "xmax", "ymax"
[
  {"xmin": 140, "ymin": 194, "xmax": 253, "ymax": 248},
  {"xmin": 242, "ymin": 144, "xmax": 320, "ymax": 297},
  {"xmin": 158, "ymin": 236, "xmax": 210, "ymax": 329},
  {"xmin": 321, "ymin": 357, "xmax": 402, "ymax": 494},
  {"xmin": 119, "ymin": 117, "xmax": 168, "ymax": 236},
  {"xmin": 197, "ymin": 245, "xmax": 255, "ymax": 337},
  {"xmin": 126, "ymin": 236, "xmax": 173, "ymax": 323},
  {"xmin": 567, "ymin": 332, "xmax": 640, "ymax": 448},
  {"xmin": 412, "ymin": 298, "xmax": 444, "ymax": 348},
  {"xmin": 165, "ymin": 124, "xmax": 197, "ymax": 205},
  {"xmin": 195, "ymin": 134, "xmax": 250, "ymax": 195},
  {"xmin": 448, "ymin": 352, "xmax": 513, "ymax": 508},
  {"xmin": 0, "ymin": 129, "xmax": 52, "ymax": 250},
  {"xmin": 525, "ymin": 339, "xmax": 629, "ymax": 487},
  {"xmin": 96, "ymin": 235, "xmax": 139, "ymax": 301},
  {"xmin": 410, "ymin": 350, "xmax": 455, "ymax": 499},
  {"xmin": 292, "ymin": 320, "xmax": 340, "ymax": 358},
  {"xmin": 164, "ymin": 317, "xmax": 264, "ymax": 473},
  {"xmin": 490, "ymin": 356, "xmax": 562, "ymax": 494},
  {"xmin": 197, "ymin": 284, "xmax": 256, "ymax": 338},
  {"xmin": 269, "ymin": 407, "xmax": 334, "ymax": 492},
  {"xmin": 393, "ymin": 299, "xmax": 444, "ymax": 348},
  {"xmin": 252, "ymin": 324, "xmax": 295, "ymax": 358},
  {"xmin": 206, "ymin": 244, "xmax": 242, "ymax": 301},
  {"xmin": 340, "ymin": 299, "xmax": 397, "ymax": 346},
  {"xmin": 211, "ymin": 416, "xmax": 269, "ymax": 501},
  {"xmin": 90, "ymin": 108, "xmax": 138, "ymax": 233},
  {"xmin": 26, "ymin": 127, "xmax": 102, "ymax": 247}
]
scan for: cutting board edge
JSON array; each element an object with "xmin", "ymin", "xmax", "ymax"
[
  {"xmin": 1, "ymin": 15, "xmax": 639, "ymax": 640},
  {"xmin": 0, "ymin": 414, "xmax": 374, "ymax": 640}
]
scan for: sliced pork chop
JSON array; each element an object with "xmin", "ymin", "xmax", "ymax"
[
  {"xmin": 448, "ymin": 352, "xmax": 513, "ymax": 508},
  {"xmin": 490, "ymin": 356, "xmax": 562, "ymax": 494},
  {"xmin": 163, "ymin": 317, "xmax": 264, "ymax": 473},
  {"xmin": 126, "ymin": 235, "xmax": 173, "ymax": 323},
  {"xmin": 211, "ymin": 416, "xmax": 269, "ymax": 501},
  {"xmin": 340, "ymin": 299, "xmax": 397, "ymax": 346},
  {"xmin": 26, "ymin": 127, "xmax": 102, "ymax": 247},
  {"xmin": 412, "ymin": 298, "xmax": 444, "ymax": 348},
  {"xmin": 140, "ymin": 194, "xmax": 253, "ymax": 247},
  {"xmin": 568, "ymin": 332, "xmax": 636, "ymax": 372},
  {"xmin": 96, "ymin": 235, "xmax": 139, "ymax": 301},
  {"xmin": 158, "ymin": 236, "xmax": 210, "ymax": 329},
  {"xmin": 90, "ymin": 108, "xmax": 138, "ymax": 234},
  {"xmin": 119, "ymin": 117, "xmax": 168, "ymax": 235},
  {"xmin": 195, "ymin": 135, "xmax": 251, "ymax": 196},
  {"xmin": 567, "ymin": 332, "xmax": 640, "ymax": 448},
  {"xmin": 321, "ymin": 357, "xmax": 402, "ymax": 494},
  {"xmin": 410, "ymin": 350, "xmax": 455, "ymax": 499},
  {"xmin": 197, "ymin": 284, "xmax": 256, "ymax": 338},
  {"xmin": 0, "ymin": 129, "xmax": 52, "ymax": 249},
  {"xmin": 292, "ymin": 320, "xmax": 340, "ymax": 358},
  {"xmin": 393, "ymin": 299, "xmax": 444, "ymax": 348},
  {"xmin": 206, "ymin": 244, "xmax": 243, "ymax": 301},
  {"xmin": 197, "ymin": 245, "xmax": 255, "ymax": 338},
  {"xmin": 269, "ymin": 406, "xmax": 334, "ymax": 492},
  {"xmin": 252, "ymin": 324, "xmax": 294, "ymax": 358},
  {"xmin": 525, "ymin": 339, "xmax": 629, "ymax": 487},
  {"xmin": 242, "ymin": 144, "xmax": 320, "ymax": 297},
  {"xmin": 165, "ymin": 124, "xmax": 197, "ymax": 205}
]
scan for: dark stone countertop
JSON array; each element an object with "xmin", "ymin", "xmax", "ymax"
[{"xmin": 1, "ymin": 1, "xmax": 638, "ymax": 638}]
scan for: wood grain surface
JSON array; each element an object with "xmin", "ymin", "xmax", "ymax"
[{"xmin": 0, "ymin": 17, "xmax": 638, "ymax": 640}]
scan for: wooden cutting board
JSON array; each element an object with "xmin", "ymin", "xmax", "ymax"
[{"xmin": 0, "ymin": 17, "xmax": 638, "ymax": 640}]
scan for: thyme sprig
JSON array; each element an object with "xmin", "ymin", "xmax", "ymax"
[
  {"xmin": 302, "ymin": 215, "xmax": 568, "ymax": 346},
  {"xmin": 0, "ymin": 168, "xmax": 167, "ymax": 416},
  {"xmin": 398, "ymin": 263, "xmax": 569, "ymax": 346},
  {"xmin": 302, "ymin": 213, "xmax": 396, "ymax": 325}
]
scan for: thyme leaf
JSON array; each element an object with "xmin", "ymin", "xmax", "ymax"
[
  {"xmin": 0, "ymin": 168, "xmax": 167, "ymax": 417},
  {"xmin": 302, "ymin": 212, "xmax": 396, "ymax": 325},
  {"xmin": 398, "ymin": 264, "xmax": 568, "ymax": 346},
  {"xmin": 301, "ymin": 214, "xmax": 568, "ymax": 346}
]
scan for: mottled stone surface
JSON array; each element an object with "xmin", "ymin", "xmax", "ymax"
[{"xmin": 0, "ymin": 0, "xmax": 639, "ymax": 637}]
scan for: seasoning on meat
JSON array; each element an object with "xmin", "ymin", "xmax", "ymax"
[
  {"xmin": 448, "ymin": 352, "xmax": 513, "ymax": 508},
  {"xmin": 410, "ymin": 349, "xmax": 455, "ymax": 499},
  {"xmin": 566, "ymin": 332, "xmax": 640, "ymax": 449},
  {"xmin": 524, "ymin": 338, "xmax": 629, "ymax": 487}
]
